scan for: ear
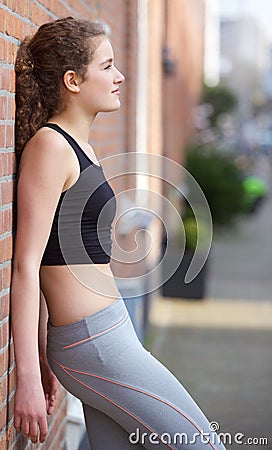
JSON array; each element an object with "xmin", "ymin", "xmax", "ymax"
[{"xmin": 63, "ymin": 70, "xmax": 81, "ymax": 93}]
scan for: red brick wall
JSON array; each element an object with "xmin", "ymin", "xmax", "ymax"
[
  {"xmin": 0, "ymin": 1, "xmax": 135, "ymax": 449},
  {"xmin": 0, "ymin": 0, "xmax": 205, "ymax": 447},
  {"xmin": 0, "ymin": 3, "xmax": 22, "ymax": 449}
]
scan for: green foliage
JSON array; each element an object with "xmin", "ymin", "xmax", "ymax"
[
  {"xmin": 182, "ymin": 216, "xmax": 211, "ymax": 251},
  {"xmin": 185, "ymin": 146, "xmax": 246, "ymax": 228},
  {"xmin": 202, "ymin": 84, "xmax": 237, "ymax": 127}
]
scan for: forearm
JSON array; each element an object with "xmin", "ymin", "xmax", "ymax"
[
  {"xmin": 38, "ymin": 290, "xmax": 49, "ymax": 361},
  {"xmin": 11, "ymin": 264, "xmax": 41, "ymax": 383}
]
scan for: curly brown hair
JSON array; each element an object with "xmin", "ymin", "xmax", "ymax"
[{"xmin": 15, "ymin": 16, "xmax": 106, "ymax": 157}]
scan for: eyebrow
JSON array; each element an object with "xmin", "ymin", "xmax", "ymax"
[{"xmin": 100, "ymin": 58, "xmax": 113, "ymax": 66}]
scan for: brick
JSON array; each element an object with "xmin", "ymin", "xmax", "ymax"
[
  {"xmin": 0, "ymin": 294, "xmax": 10, "ymax": 320},
  {"xmin": 5, "ymin": 12, "xmax": 15, "ymax": 37},
  {"xmin": 7, "ymin": 41, "xmax": 17, "ymax": 65},
  {"xmin": 1, "ymin": 180, "xmax": 15, "ymax": 204},
  {"xmin": 31, "ymin": 3, "xmax": 51, "ymax": 26},
  {"xmin": 14, "ymin": 17, "xmax": 23, "ymax": 41},
  {"xmin": 7, "ymin": 340, "xmax": 14, "ymax": 368},
  {"xmin": 9, "ymin": 66, "xmax": 16, "ymax": 92},
  {"xmin": 0, "ymin": 362, "xmax": 16, "ymax": 408},
  {"xmin": 0, "ymin": 397, "xmax": 7, "ymax": 431},
  {"xmin": 0, "ymin": 153, "xmax": 6, "ymax": 176},
  {"xmin": 45, "ymin": 399, "xmax": 67, "ymax": 447},
  {"xmin": 0, "ymin": 432, "xmax": 7, "ymax": 449},
  {"xmin": 0, "ymin": 153, "xmax": 4, "ymax": 176},
  {"xmin": 7, "ymin": 391, "xmax": 14, "ymax": 423},
  {"xmin": 6, "ymin": 424, "xmax": 18, "ymax": 449},
  {"xmin": 0, "ymin": 9, "xmax": 5, "ymax": 31},
  {"xmin": 7, "ymin": 97, "xmax": 13, "ymax": 120},
  {"xmin": 3, "ymin": 208, "xmax": 13, "ymax": 233},
  {"xmin": 0, "ymin": 235, "xmax": 13, "ymax": 263},
  {"xmin": 0, "ymin": 96, "xmax": 7, "ymax": 120},
  {"xmin": 11, "ymin": 97, "xmax": 16, "ymax": 119},
  {"xmin": 22, "ymin": 0, "xmax": 31, "ymax": 18},
  {"xmin": 0, "ymin": 208, "xmax": 11, "ymax": 233},
  {"xmin": 14, "ymin": 0, "xmax": 25, "ymax": 16},
  {"xmin": 2, "ymin": 262, "xmax": 10, "ymax": 284},
  {"xmin": 0, "ymin": 125, "xmax": 5, "ymax": 148},
  {"xmin": 0, "ymin": 38, "xmax": 7, "ymax": 62},
  {"xmin": 0, "ymin": 38, "xmax": 3, "ymax": 61},
  {"xmin": 6, "ymin": 124, "xmax": 14, "ymax": 148},
  {"xmin": 0, "ymin": 347, "xmax": 8, "ymax": 377},
  {"xmin": 7, "ymin": 0, "xmax": 16, "ymax": 12},
  {"xmin": 1, "ymin": 270, "xmax": 4, "ymax": 292},
  {"xmin": 0, "ymin": 320, "xmax": 9, "ymax": 348},
  {"xmin": 5, "ymin": 429, "xmax": 18, "ymax": 450},
  {"xmin": 8, "ymin": 365, "xmax": 16, "ymax": 397},
  {"xmin": 0, "ymin": 375, "xmax": 7, "ymax": 408},
  {"xmin": 1, "ymin": 68, "xmax": 9, "ymax": 91},
  {"xmin": 8, "ymin": 151, "xmax": 16, "ymax": 174},
  {"xmin": 53, "ymin": 1, "xmax": 73, "ymax": 18},
  {"xmin": 22, "ymin": 22, "xmax": 35, "ymax": 40}
]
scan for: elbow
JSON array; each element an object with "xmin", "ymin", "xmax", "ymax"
[{"xmin": 12, "ymin": 257, "xmax": 41, "ymax": 277}]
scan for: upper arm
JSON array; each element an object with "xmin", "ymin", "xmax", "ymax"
[{"xmin": 13, "ymin": 130, "xmax": 74, "ymax": 269}]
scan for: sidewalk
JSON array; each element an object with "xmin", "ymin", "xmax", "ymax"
[
  {"xmin": 147, "ymin": 299, "xmax": 272, "ymax": 449},
  {"xmin": 147, "ymin": 196, "xmax": 272, "ymax": 449},
  {"xmin": 207, "ymin": 191, "xmax": 272, "ymax": 302}
]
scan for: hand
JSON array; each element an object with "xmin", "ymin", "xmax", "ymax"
[
  {"xmin": 40, "ymin": 358, "xmax": 59, "ymax": 415},
  {"xmin": 14, "ymin": 381, "xmax": 48, "ymax": 444}
]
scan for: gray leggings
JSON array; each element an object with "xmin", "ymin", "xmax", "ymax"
[{"xmin": 47, "ymin": 297, "xmax": 226, "ymax": 450}]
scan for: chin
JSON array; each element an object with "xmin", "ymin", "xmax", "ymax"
[{"xmin": 102, "ymin": 103, "xmax": 121, "ymax": 113}]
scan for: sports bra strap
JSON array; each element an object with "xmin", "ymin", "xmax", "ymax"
[{"xmin": 42, "ymin": 123, "xmax": 98, "ymax": 172}]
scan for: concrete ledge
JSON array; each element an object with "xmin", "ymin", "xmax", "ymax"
[{"xmin": 149, "ymin": 297, "xmax": 272, "ymax": 329}]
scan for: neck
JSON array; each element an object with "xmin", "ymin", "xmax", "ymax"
[{"xmin": 48, "ymin": 110, "xmax": 97, "ymax": 143}]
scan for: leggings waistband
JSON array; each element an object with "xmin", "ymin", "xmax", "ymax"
[{"xmin": 47, "ymin": 296, "xmax": 128, "ymax": 349}]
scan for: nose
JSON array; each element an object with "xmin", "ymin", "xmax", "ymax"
[{"xmin": 114, "ymin": 67, "xmax": 125, "ymax": 84}]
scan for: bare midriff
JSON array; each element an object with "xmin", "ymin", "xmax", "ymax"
[{"xmin": 39, "ymin": 263, "xmax": 121, "ymax": 326}]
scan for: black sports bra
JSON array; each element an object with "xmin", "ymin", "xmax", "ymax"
[{"xmin": 41, "ymin": 123, "xmax": 116, "ymax": 265}]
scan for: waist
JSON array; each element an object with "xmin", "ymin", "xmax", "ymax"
[{"xmin": 40, "ymin": 263, "xmax": 121, "ymax": 326}]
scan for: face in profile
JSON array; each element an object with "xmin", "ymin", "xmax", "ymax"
[{"xmin": 78, "ymin": 37, "xmax": 125, "ymax": 116}]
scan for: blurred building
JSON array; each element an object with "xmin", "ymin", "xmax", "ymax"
[
  {"xmin": 112, "ymin": 0, "xmax": 206, "ymax": 305},
  {"xmin": 220, "ymin": 15, "xmax": 272, "ymax": 118},
  {"xmin": 204, "ymin": 0, "xmax": 220, "ymax": 87},
  {"xmin": 163, "ymin": 0, "xmax": 205, "ymax": 166}
]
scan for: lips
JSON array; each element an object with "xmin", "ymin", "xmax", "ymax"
[{"xmin": 111, "ymin": 88, "xmax": 120, "ymax": 94}]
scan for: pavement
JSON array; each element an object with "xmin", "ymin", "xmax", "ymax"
[{"xmin": 146, "ymin": 194, "xmax": 272, "ymax": 449}]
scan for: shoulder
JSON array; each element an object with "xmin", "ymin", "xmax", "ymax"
[
  {"xmin": 18, "ymin": 126, "xmax": 75, "ymax": 175},
  {"xmin": 21, "ymin": 127, "xmax": 70, "ymax": 163}
]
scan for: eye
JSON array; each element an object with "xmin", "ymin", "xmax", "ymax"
[{"xmin": 104, "ymin": 64, "xmax": 112, "ymax": 70}]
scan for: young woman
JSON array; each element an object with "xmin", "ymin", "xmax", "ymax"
[{"xmin": 11, "ymin": 17, "xmax": 227, "ymax": 450}]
